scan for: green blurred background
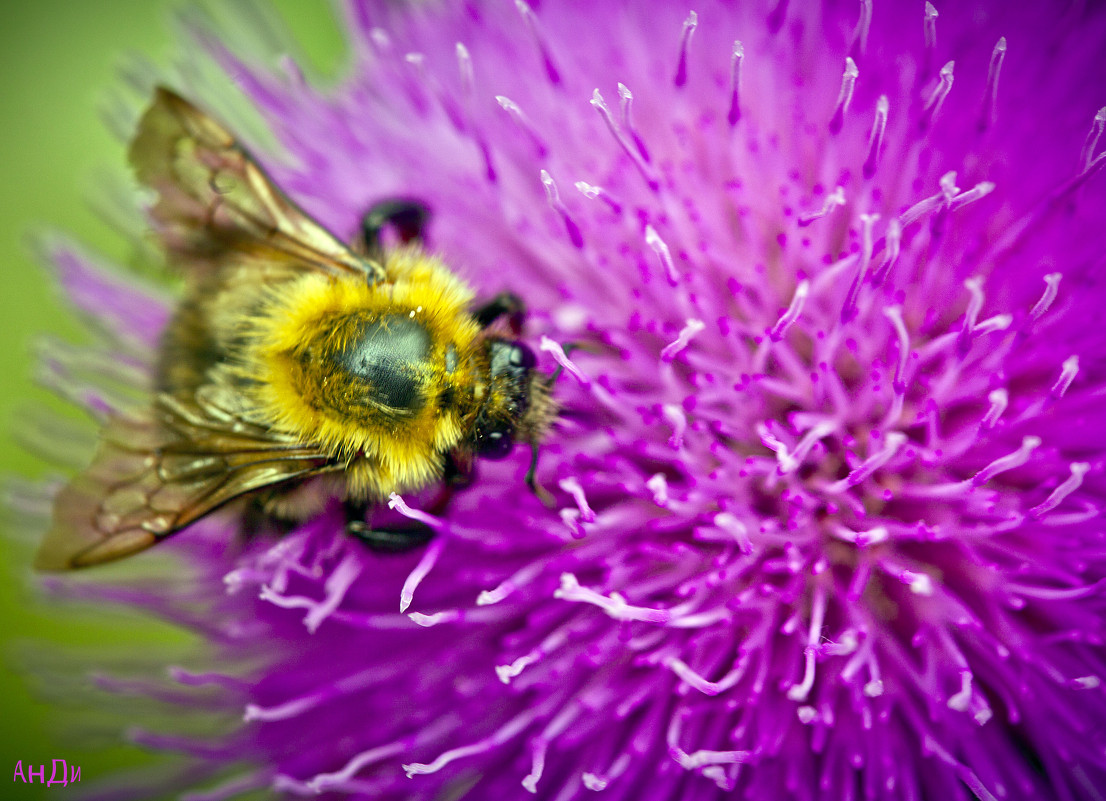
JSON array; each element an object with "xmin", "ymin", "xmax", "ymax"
[{"xmin": 0, "ymin": 1, "xmax": 346, "ymax": 795}]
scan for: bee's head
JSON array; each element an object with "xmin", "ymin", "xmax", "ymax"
[{"xmin": 473, "ymin": 339, "xmax": 555, "ymax": 459}]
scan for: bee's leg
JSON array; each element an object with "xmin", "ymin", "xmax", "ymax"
[
  {"xmin": 443, "ymin": 450, "xmax": 475, "ymax": 490},
  {"xmin": 522, "ymin": 343, "xmax": 579, "ymax": 509},
  {"xmin": 241, "ymin": 496, "xmax": 269, "ymax": 542},
  {"xmin": 344, "ymin": 500, "xmax": 435, "ymax": 552},
  {"xmin": 473, "ymin": 292, "xmax": 526, "ymax": 335},
  {"xmin": 361, "ymin": 198, "xmax": 431, "ymax": 254},
  {"xmin": 525, "ymin": 444, "xmax": 556, "ymax": 508}
]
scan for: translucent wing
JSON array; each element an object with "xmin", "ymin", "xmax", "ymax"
[
  {"xmin": 130, "ymin": 86, "xmax": 384, "ymax": 282},
  {"xmin": 35, "ymin": 396, "xmax": 337, "ymax": 570}
]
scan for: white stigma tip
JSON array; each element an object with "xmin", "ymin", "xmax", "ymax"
[
  {"xmin": 1081, "ymin": 106, "xmax": 1106, "ymax": 173},
  {"xmin": 674, "ymin": 11, "xmax": 698, "ymax": 87},
  {"xmin": 829, "ymin": 58, "xmax": 860, "ymax": 134},
  {"xmin": 852, "ymin": 0, "xmax": 872, "ymax": 55},
  {"xmin": 982, "ymin": 388, "xmax": 1008, "ymax": 428},
  {"xmin": 980, "ymin": 37, "xmax": 1007, "ymax": 130},
  {"xmin": 398, "ymin": 538, "xmax": 443, "ymax": 613},
  {"xmin": 647, "ymin": 473, "xmax": 670, "ymax": 506},
  {"xmin": 663, "ymin": 404, "xmax": 687, "ymax": 450},
  {"xmin": 575, "ymin": 181, "xmax": 600, "ymax": 198},
  {"xmin": 864, "ymin": 95, "xmax": 890, "ymax": 177},
  {"xmin": 863, "ymin": 679, "xmax": 884, "ymax": 697},
  {"xmin": 455, "ymin": 42, "xmax": 473, "ymax": 91},
  {"xmin": 582, "ymin": 773, "xmax": 608, "ymax": 790},
  {"xmin": 1051, "ymin": 355, "xmax": 1079, "ymax": 398},
  {"xmin": 1030, "ymin": 273, "xmax": 1062, "ymax": 320},
  {"xmin": 645, "ymin": 224, "xmax": 680, "ymax": 285},
  {"xmin": 921, "ymin": 61, "xmax": 955, "ymax": 130},
  {"xmin": 950, "ymin": 181, "xmax": 996, "ymax": 209},
  {"xmin": 972, "ymin": 436, "xmax": 1041, "ymax": 486},
  {"xmin": 728, "ymin": 40, "xmax": 745, "ymax": 124},
  {"xmin": 591, "ymin": 86, "xmax": 658, "ymax": 188},
  {"xmin": 540, "ymin": 169, "xmax": 557, "ymax": 197},
  {"xmin": 947, "ymin": 672, "xmax": 973, "ymax": 711},
  {"xmin": 924, "ymin": 3, "xmax": 939, "ymax": 54},
  {"xmin": 661, "ymin": 318, "xmax": 705, "ymax": 361},
  {"xmin": 798, "ymin": 186, "xmax": 846, "ymax": 226},
  {"xmin": 907, "ymin": 571, "xmax": 934, "ymax": 595},
  {"xmin": 713, "ymin": 512, "xmax": 752, "ymax": 552},
  {"xmin": 1031, "ymin": 462, "xmax": 1091, "ymax": 518},
  {"xmin": 770, "ymin": 279, "xmax": 809, "ymax": 340}
]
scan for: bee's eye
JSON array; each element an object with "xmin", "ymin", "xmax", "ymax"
[
  {"xmin": 508, "ymin": 343, "xmax": 536, "ymax": 370},
  {"xmin": 477, "ymin": 428, "xmax": 514, "ymax": 460},
  {"xmin": 490, "ymin": 340, "xmax": 535, "ymax": 379}
]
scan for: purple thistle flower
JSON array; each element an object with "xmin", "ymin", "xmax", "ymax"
[{"xmin": 38, "ymin": 0, "xmax": 1106, "ymax": 799}]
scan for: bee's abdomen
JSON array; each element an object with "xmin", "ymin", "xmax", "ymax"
[{"xmin": 330, "ymin": 314, "xmax": 431, "ymax": 414}]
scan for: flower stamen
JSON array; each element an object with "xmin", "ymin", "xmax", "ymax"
[
  {"xmin": 727, "ymin": 41, "xmax": 744, "ymax": 125},
  {"xmin": 661, "ymin": 318, "xmax": 705, "ymax": 361},
  {"xmin": 829, "ymin": 432, "xmax": 907, "ymax": 492},
  {"xmin": 403, "ymin": 707, "xmax": 541, "ymax": 777},
  {"xmin": 829, "ymin": 57, "xmax": 859, "ymax": 135},
  {"xmin": 1029, "ymin": 272, "xmax": 1062, "ymax": 320},
  {"xmin": 674, "ymin": 11, "xmax": 698, "ymax": 87},
  {"xmin": 923, "ymin": 3, "xmax": 939, "ymax": 77},
  {"xmin": 971, "ymin": 435, "xmax": 1041, "ymax": 486},
  {"xmin": 850, "ymin": 0, "xmax": 873, "ymax": 57},
  {"xmin": 617, "ymin": 83, "xmax": 650, "ymax": 163},
  {"xmin": 591, "ymin": 89, "xmax": 659, "ymax": 190},
  {"xmin": 574, "ymin": 180, "xmax": 623, "ymax": 215},
  {"xmin": 870, "ymin": 216, "xmax": 902, "ymax": 286},
  {"xmin": 399, "ymin": 537, "xmax": 445, "ymax": 613},
  {"xmin": 981, "ymin": 388, "xmax": 1009, "ymax": 428},
  {"xmin": 863, "ymin": 95, "xmax": 889, "ymax": 178},
  {"xmin": 1051, "ymin": 355, "xmax": 1079, "ymax": 398},
  {"xmin": 797, "ymin": 186, "xmax": 845, "ymax": 227},
  {"xmin": 496, "ymin": 95, "xmax": 549, "ymax": 157},
  {"xmin": 1080, "ymin": 107, "xmax": 1106, "ymax": 174},
  {"xmin": 540, "ymin": 170, "xmax": 584, "ymax": 248},
  {"xmin": 1031, "ymin": 462, "xmax": 1091, "ymax": 517},
  {"xmin": 514, "ymin": 0, "xmax": 561, "ymax": 84},
  {"xmin": 920, "ymin": 60, "xmax": 955, "ymax": 131},
  {"xmin": 979, "ymin": 37, "xmax": 1007, "ymax": 131},
  {"xmin": 841, "ymin": 213, "xmax": 879, "ymax": 322}
]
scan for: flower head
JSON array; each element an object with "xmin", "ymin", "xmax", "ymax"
[{"xmin": 40, "ymin": 0, "xmax": 1106, "ymax": 799}]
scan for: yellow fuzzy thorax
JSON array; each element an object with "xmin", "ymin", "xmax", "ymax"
[{"xmin": 240, "ymin": 247, "xmax": 483, "ymax": 499}]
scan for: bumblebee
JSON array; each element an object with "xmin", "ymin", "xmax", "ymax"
[{"xmin": 35, "ymin": 88, "xmax": 556, "ymax": 570}]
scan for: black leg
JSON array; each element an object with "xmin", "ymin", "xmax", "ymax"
[
  {"xmin": 522, "ymin": 342, "xmax": 582, "ymax": 508},
  {"xmin": 344, "ymin": 500, "xmax": 435, "ymax": 552},
  {"xmin": 443, "ymin": 450, "xmax": 476, "ymax": 490},
  {"xmin": 361, "ymin": 198, "xmax": 431, "ymax": 253},
  {"xmin": 473, "ymin": 291, "xmax": 526, "ymax": 334},
  {"xmin": 525, "ymin": 443, "xmax": 556, "ymax": 508}
]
